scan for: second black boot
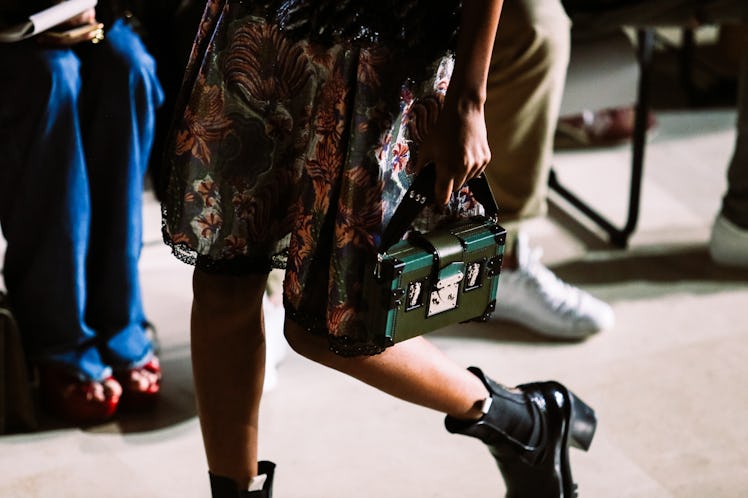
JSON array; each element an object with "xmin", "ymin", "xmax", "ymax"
[
  {"xmin": 445, "ymin": 367, "xmax": 596, "ymax": 498},
  {"xmin": 209, "ymin": 461, "xmax": 276, "ymax": 498}
]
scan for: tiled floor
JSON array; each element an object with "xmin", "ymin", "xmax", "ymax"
[{"xmin": 2, "ymin": 104, "xmax": 748, "ymax": 497}]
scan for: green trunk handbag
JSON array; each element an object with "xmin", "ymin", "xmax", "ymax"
[{"xmin": 363, "ymin": 165, "xmax": 506, "ymax": 348}]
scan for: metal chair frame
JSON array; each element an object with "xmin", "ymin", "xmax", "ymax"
[{"xmin": 548, "ymin": 29, "xmax": 656, "ymax": 248}]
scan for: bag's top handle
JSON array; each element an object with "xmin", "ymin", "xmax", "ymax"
[{"xmin": 378, "ymin": 164, "xmax": 499, "ymax": 252}]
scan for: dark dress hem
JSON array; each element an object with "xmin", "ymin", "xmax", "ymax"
[
  {"xmin": 283, "ymin": 303, "xmax": 389, "ymax": 357},
  {"xmin": 162, "ymin": 227, "xmax": 285, "ymax": 276}
]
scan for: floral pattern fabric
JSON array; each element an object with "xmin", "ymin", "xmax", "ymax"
[{"xmin": 162, "ymin": 0, "xmax": 483, "ymax": 355}]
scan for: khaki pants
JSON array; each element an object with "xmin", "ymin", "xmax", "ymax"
[
  {"xmin": 486, "ymin": 0, "xmax": 748, "ymax": 233},
  {"xmin": 484, "ymin": 0, "xmax": 570, "ymax": 232}
]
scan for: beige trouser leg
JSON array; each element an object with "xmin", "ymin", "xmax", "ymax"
[{"xmin": 484, "ymin": 0, "xmax": 571, "ymax": 239}]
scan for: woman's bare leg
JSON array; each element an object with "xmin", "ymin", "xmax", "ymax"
[
  {"xmin": 191, "ymin": 269, "xmax": 268, "ymax": 488},
  {"xmin": 285, "ymin": 322, "xmax": 489, "ymax": 420}
]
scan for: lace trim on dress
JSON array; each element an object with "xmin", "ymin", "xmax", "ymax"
[
  {"xmin": 161, "ymin": 207, "xmax": 288, "ymax": 275},
  {"xmin": 284, "ymin": 303, "xmax": 388, "ymax": 357}
]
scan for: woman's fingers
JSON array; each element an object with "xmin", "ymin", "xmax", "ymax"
[
  {"xmin": 412, "ymin": 103, "xmax": 491, "ymax": 205},
  {"xmin": 63, "ymin": 8, "xmax": 96, "ymax": 27},
  {"xmin": 37, "ymin": 22, "xmax": 103, "ymax": 47},
  {"xmin": 434, "ymin": 173, "xmax": 454, "ymax": 206},
  {"xmin": 38, "ymin": 7, "xmax": 100, "ymax": 47},
  {"xmin": 434, "ymin": 161, "xmax": 471, "ymax": 205}
]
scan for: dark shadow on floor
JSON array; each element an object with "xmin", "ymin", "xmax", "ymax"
[
  {"xmin": 429, "ymin": 317, "xmax": 588, "ymax": 345},
  {"xmin": 547, "ymin": 200, "xmax": 616, "ymax": 251},
  {"xmin": 434, "ymin": 244, "xmax": 747, "ymax": 344},
  {"xmin": 104, "ymin": 348, "xmax": 197, "ymax": 434},
  {"xmin": 549, "ymin": 244, "xmax": 748, "ymax": 287}
]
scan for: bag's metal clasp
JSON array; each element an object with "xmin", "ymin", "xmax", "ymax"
[
  {"xmin": 374, "ymin": 253, "xmax": 384, "ymax": 279},
  {"xmin": 427, "ymin": 269, "xmax": 464, "ymax": 316}
]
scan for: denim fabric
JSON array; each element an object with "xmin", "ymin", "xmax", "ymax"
[{"xmin": 0, "ymin": 19, "xmax": 164, "ymax": 381}]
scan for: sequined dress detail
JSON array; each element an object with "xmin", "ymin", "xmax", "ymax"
[{"xmin": 162, "ymin": 0, "xmax": 488, "ymax": 356}]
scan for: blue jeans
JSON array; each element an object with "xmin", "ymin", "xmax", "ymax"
[{"xmin": 0, "ymin": 20, "xmax": 164, "ymax": 381}]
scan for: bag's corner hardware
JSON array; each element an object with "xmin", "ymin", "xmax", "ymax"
[
  {"xmin": 486, "ymin": 255, "xmax": 503, "ymax": 277},
  {"xmin": 385, "ymin": 287, "xmax": 406, "ymax": 310},
  {"xmin": 475, "ymin": 300, "xmax": 496, "ymax": 322},
  {"xmin": 375, "ymin": 256, "xmax": 405, "ymax": 281},
  {"xmin": 458, "ymin": 300, "xmax": 496, "ymax": 324}
]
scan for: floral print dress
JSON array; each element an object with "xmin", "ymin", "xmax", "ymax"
[{"xmin": 162, "ymin": 0, "xmax": 484, "ymax": 355}]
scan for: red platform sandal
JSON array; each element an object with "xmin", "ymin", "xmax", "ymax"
[
  {"xmin": 39, "ymin": 365, "xmax": 122, "ymax": 425},
  {"xmin": 115, "ymin": 356, "xmax": 162, "ymax": 410}
]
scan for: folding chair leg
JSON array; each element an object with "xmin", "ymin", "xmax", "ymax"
[{"xmin": 549, "ymin": 29, "xmax": 655, "ymax": 249}]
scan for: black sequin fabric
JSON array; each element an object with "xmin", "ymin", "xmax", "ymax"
[{"xmin": 255, "ymin": 0, "xmax": 462, "ymax": 57}]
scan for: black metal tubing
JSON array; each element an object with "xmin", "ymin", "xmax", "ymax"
[
  {"xmin": 679, "ymin": 28, "xmax": 697, "ymax": 101},
  {"xmin": 549, "ymin": 28, "xmax": 655, "ymax": 248}
]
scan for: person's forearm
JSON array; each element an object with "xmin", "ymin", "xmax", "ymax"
[
  {"xmin": 446, "ymin": 0, "xmax": 503, "ymax": 109},
  {"xmin": 400, "ymin": 0, "xmax": 504, "ymax": 203}
]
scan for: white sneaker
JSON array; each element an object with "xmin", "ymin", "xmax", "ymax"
[
  {"xmin": 491, "ymin": 234, "xmax": 614, "ymax": 339},
  {"xmin": 263, "ymin": 292, "xmax": 287, "ymax": 393},
  {"xmin": 709, "ymin": 214, "xmax": 748, "ymax": 268}
]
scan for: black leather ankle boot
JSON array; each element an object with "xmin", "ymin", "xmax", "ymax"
[
  {"xmin": 209, "ymin": 461, "xmax": 276, "ymax": 498},
  {"xmin": 445, "ymin": 367, "xmax": 596, "ymax": 498}
]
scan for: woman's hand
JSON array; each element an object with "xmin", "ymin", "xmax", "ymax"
[
  {"xmin": 37, "ymin": 8, "xmax": 102, "ymax": 47},
  {"xmin": 60, "ymin": 8, "xmax": 97, "ymax": 28},
  {"xmin": 414, "ymin": 0, "xmax": 503, "ymax": 205},
  {"xmin": 414, "ymin": 96, "xmax": 491, "ymax": 206}
]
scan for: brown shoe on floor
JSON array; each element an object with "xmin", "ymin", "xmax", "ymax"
[{"xmin": 554, "ymin": 105, "xmax": 657, "ymax": 149}]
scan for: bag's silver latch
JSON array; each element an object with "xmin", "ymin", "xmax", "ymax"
[{"xmin": 427, "ymin": 264, "xmax": 464, "ymax": 317}]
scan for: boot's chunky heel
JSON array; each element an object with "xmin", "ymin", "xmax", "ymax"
[
  {"xmin": 568, "ymin": 391, "xmax": 596, "ymax": 451},
  {"xmin": 445, "ymin": 367, "xmax": 596, "ymax": 498},
  {"xmin": 209, "ymin": 461, "xmax": 276, "ymax": 498}
]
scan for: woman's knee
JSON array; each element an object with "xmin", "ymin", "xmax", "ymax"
[
  {"xmin": 193, "ymin": 269, "xmax": 267, "ymax": 315},
  {"xmin": 283, "ymin": 321, "xmax": 311, "ymax": 357},
  {"xmin": 283, "ymin": 320, "xmax": 329, "ymax": 362}
]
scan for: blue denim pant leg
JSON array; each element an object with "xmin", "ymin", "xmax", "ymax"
[
  {"xmin": 77, "ymin": 19, "xmax": 165, "ymax": 369},
  {"xmin": 0, "ymin": 45, "xmax": 110, "ymax": 381}
]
